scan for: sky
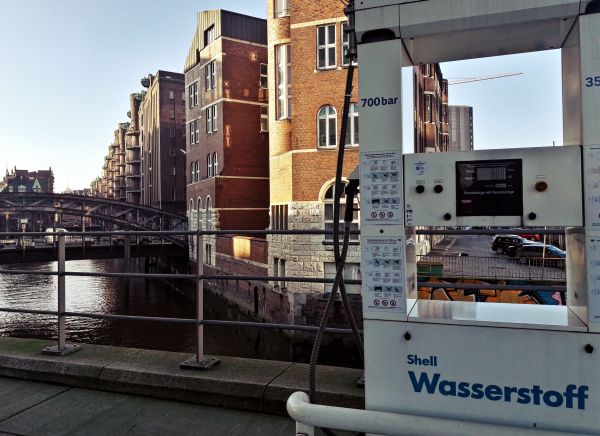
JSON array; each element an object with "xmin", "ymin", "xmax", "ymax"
[{"xmin": 0, "ymin": 1, "xmax": 563, "ymax": 192}]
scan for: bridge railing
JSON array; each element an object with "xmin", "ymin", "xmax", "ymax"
[{"xmin": 0, "ymin": 229, "xmax": 566, "ymax": 364}]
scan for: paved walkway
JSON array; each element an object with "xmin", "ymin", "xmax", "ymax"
[{"xmin": 0, "ymin": 376, "xmax": 297, "ymax": 436}]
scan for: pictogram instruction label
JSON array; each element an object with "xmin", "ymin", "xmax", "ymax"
[
  {"xmin": 584, "ymin": 147, "xmax": 600, "ymax": 228},
  {"xmin": 587, "ymin": 237, "xmax": 600, "ymax": 323},
  {"xmin": 361, "ymin": 150, "xmax": 403, "ymax": 225},
  {"xmin": 362, "ymin": 236, "xmax": 405, "ymax": 315}
]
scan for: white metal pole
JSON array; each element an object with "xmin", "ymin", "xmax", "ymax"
[
  {"xmin": 57, "ymin": 232, "xmax": 66, "ymax": 350},
  {"xmin": 287, "ymin": 391, "xmax": 572, "ymax": 436},
  {"xmin": 196, "ymin": 229, "xmax": 204, "ymax": 362}
]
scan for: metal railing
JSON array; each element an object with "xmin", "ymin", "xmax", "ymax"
[
  {"xmin": 417, "ymin": 254, "xmax": 566, "ymax": 280},
  {"xmin": 287, "ymin": 391, "xmax": 573, "ymax": 436},
  {"xmin": 0, "ymin": 228, "xmax": 567, "ymax": 363}
]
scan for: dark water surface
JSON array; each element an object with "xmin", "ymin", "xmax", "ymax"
[
  {"xmin": 0, "ymin": 259, "xmax": 293, "ymax": 361},
  {"xmin": 0, "ymin": 259, "xmax": 361, "ymax": 367}
]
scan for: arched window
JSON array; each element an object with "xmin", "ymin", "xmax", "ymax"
[
  {"xmin": 346, "ymin": 103, "xmax": 359, "ymax": 147},
  {"xmin": 322, "ymin": 180, "xmax": 359, "ymax": 242},
  {"xmin": 197, "ymin": 197, "xmax": 202, "ymax": 230},
  {"xmin": 207, "ymin": 154, "xmax": 213, "ymax": 178},
  {"xmin": 189, "ymin": 198, "xmax": 194, "ymax": 211},
  {"xmin": 318, "ymin": 106, "xmax": 337, "ymax": 148},
  {"xmin": 213, "ymin": 152, "xmax": 218, "ymax": 175},
  {"xmin": 205, "ymin": 195, "xmax": 212, "ymax": 231}
]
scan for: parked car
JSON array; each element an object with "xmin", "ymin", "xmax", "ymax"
[
  {"xmin": 491, "ymin": 235, "xmax": 530, "ymax": 254},
  {"xmin": 516, "ymin": 231, "xmax": 541, "ymax": 241},
  {"xmin": 515, "ymin": 243, "xmax": 566, "ymax": 268},
  {"xmin": 505, "ymin": 240, "xmax": 538, "ymax": 257}
]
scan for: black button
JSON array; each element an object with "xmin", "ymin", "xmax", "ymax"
[
  {"xmin": 434, "ymin": 184, "xmax": 443, "ymax": 193},
  {"xmin": 444, "ymin": 213, "xmax": 452, "ymax": 220},
  {"xmin": 528, "ymin": 212, "xmax": 537, "ymax": 220},
  {"xmin": 415, "ymin": 185, "xmax": 425, "ymax": 194}
]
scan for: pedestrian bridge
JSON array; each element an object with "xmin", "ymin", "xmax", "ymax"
[{"xmin": 0, "ymin": 192, "xmax": 187, "ymax": 232}]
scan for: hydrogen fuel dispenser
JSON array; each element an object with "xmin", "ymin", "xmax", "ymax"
[{"xmin": 356, "ymin": 0, "xmax": 600, "ymax": 432}]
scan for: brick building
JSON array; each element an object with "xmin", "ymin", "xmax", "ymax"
[
  {"xmin": 125, "ymin": 93, "xmax": 143, "ymax": 204},
  {"xmin": 184, "ymin": 10, "xmax": 269, "ymax": 268},
  {"xmin": 413, "ymin": 63, "xmax": 449, "ymax": 153},
  {"xmin": 267, "ymin": 0, "xmax": 362, "ymax": 322},
  {"xmin": 139, "ymin": 71, "xmax": 187, "ymax": 214},
  {"xmin": 413, "ymin": 64, "xmax": 450, "ymax": 254},
  {"xmin": 0, "ymin": 167, "xmax": 55, "ymax": 231}
]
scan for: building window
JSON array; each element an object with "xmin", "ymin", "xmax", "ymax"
[
  {"xmin": 424, "ymin": 63, "xmax": 432, "ymax": 77},
  {"xmin": 317, "ymin": 24, "xmax": 336, "ymax": 69},
  {"xmin": 195, "ymin": 161, "xmax": 199, "ymax": 182},
  {"xmin": 205, "ymin": 60, "xmax": 216, "ymax": 91},
  {"xmin": 324, "ymin": 262, "xmax": 361, "ymax": 294},
  {"xmin": 341, "ymin": 22, "xmax": 357, "ymax": 66},
  {"xmin": 318, "ymin": 105, "xmax": 337, "ymax": 148},
  {"xmin": 260, "ymin": 106, "xmax": 269, "ymax": 132},
  {"xmin": 171, "ymin": 186, "xmax": 176, "ymax": 201},
  {"xmin": 170, "ymin": 128, "xmax": 176, "ymax": 138},
  {"xmin": 322, "ymin": 181, "xmax": 359, "ymax": 242},
  {"xmin": 271, "ymin": 204, "xmax": 288, "ymax": 230},
  {"xmin": 346, "ymin": 103, "xmax": 359, "ymax": 146},
  {"xmin": 273, "ymin": 257, "xmax": 286, "ymax": 288},
  {"xmin": 213, "ymin": 152, "xmax": 218, "ymax": 175},
  {"xmin": 205, "ymin": 243, "xmax": 212, "ymax": 265},
  {"xmin": 260, "ymin": 63, "xmax": 268, "ymax": 89},
  {"xmin": 425, "ymin": 94, "xmax": 433, "ymax": 123},
  {"xmin": 205, "ymin": 196, "xmax": 212, "ymax": 231},
  {"xmin": 276, "ymin": 44, "xmax": 291, "ymax": 119},
  {"xmin": 211, "ymin": 61, "xmax": 216, "ymax": 89},
  {"xmin": 206, "ymin": 104, "xmax": 217, "ymax": 134},
  {"xmin": 169, "ymin": 90, "xmax": 174, "ymax": 100},
  {"xmin": 274, "ymin": 0, "xmax": 289, "ymax": 18},
  {"xmin": 189, "ymin": 120, "xmax": 200, "ymax": 145},
  {"xmin": 207, "ymin": 154, "xmax": 213, "ymax": 177},
  {"xmin": 204, "ymin": 25, "xmax": 215, "ymax": 46},
  {"xmin": 190, "ymin": 163, "xmax": 194, "ymax": 183},
  {"xmin": 170, "ymin": 109, "xmax": 175, "ymax": 119},
  {"xmin": 188, "ymin": 82, "xmax": 199, "ymax": 108}
]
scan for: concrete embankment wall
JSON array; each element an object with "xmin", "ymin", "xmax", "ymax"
[{"xmin": 0, "ymin": 337, "xmax": 363, "ymax": 416}]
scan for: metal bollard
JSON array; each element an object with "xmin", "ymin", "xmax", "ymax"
[
  {"xmin": 42, "ymin": 233, "xmax": 80, "ymax": 356},
  {"xmin": 179, "ymin": 230, "xmax": 219, "ymax": 370}
]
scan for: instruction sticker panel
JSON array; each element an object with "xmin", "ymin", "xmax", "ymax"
[
  {"xmin": 362, "ymin": 237, "xmax": 405, "ymax": 314},
  {"xmin": 585, "ymin": 147, "xmax": 600, "ymax": 228},
  {"xmin": 361, "ymin": 151, "xmax": 402, "ymax": 225},
  {"xmin": 587, "ymin": 237, "xmax": 600, "ymax": 322}
]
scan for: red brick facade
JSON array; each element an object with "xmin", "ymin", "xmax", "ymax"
[{"xmin": 185, "ymin": 12, "xmax": 269, "ymax": 234}]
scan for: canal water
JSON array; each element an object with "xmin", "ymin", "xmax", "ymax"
[{"xmin": 0, "ymin": 259, "xmax": 361, "ymax": 367}]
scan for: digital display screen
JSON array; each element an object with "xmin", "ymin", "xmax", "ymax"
[{"xmin": 456, "ymin": 159, "xmax": 523, "ymax": 216}]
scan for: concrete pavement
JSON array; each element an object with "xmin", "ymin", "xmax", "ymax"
[
  {"xmin": 0, "ymin": 337, "xmax": 363, "ymax": 417},
  {"xmin": 0, "ymin": 376, "xmax": 298, "ymax": 435}
]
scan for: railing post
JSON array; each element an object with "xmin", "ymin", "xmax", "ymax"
[
  {"xmin": 179, "ymin": 229, "xmax": 219, "ymax": 370},
  {"xmin": 42, "ymin": 232, "xmax": 80, "ymax": 356}
]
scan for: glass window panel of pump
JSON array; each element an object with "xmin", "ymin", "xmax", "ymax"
[{"xmin": 455, "ymin": 159, "xmax": 523, "ymax": 216}]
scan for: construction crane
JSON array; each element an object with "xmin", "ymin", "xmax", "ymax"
[{"xmin": 447, "ymin": 71, "xmax": 523, "ymax": 85}]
